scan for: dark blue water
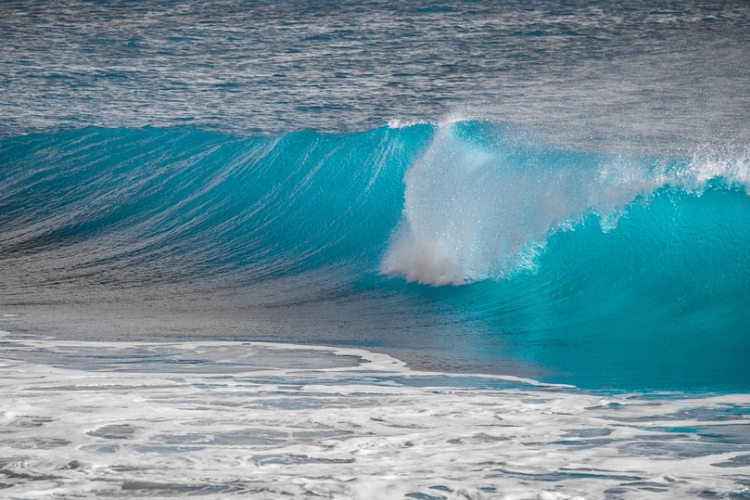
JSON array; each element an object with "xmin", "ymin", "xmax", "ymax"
[{"xmin": 2, "ymin": 0, "xmax": 750, "ymax": 392}]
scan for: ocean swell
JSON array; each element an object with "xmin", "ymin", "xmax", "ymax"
[{"xmin": 0, "ymin": 125, "xmax": 431, "ymax": 295}]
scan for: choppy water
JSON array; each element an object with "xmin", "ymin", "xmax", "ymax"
[
  {"xmin": 1, "ymin": 1, "xmax": 750, "ymax": 497},
  {"xmin": 2, "ymin": 0, "xmax": 749, "ymax": 151}
]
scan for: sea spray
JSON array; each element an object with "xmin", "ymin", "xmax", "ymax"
[{"xmin": 381, "ymin": 120, "xmax": 750, "ymax": 285}]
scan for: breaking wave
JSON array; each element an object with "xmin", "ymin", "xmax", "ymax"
[{"xmin": 2, "ymin": 121, "xmax": 749, "ymax": 390}]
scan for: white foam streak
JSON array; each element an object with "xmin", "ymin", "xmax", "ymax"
[
  {"xmin": 684, "ymin": 149, "xmax": 750, "ymax": 189},
  {"xmin": 0, "ymin": 331, "xmax": 749, "ymax": 499},
  {"xmin": 381, "ymin": 123, "xmax": 750, "ymax": 285},
  {"xmin": 387, "ymin": 118, "xmax": 430, "ymax": 129}
]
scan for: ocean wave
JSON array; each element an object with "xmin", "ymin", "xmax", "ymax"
[{"xmin": 2, "ymin": 122, "xmax": 749, "ymax": 390}]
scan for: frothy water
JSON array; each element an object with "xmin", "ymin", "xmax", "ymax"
[
  {"xmin": 382, "ymin": 121, "xmax": 750, "ymax": 285},
  {"xmin": 2, "ymin": 330, "xmax": 750, "ymax": 500}
]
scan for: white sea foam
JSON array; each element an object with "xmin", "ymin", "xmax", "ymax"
[
  {"xmin": 387, "ymin": 118, "xmax": 430, "ymax": 129},
  {"xmin": 0, "ymin": 330, "xmax": 748, "ymax": 499},
  {"xmin": 381, "ymin": 122, "xmax": 750, "ymax": 285}
]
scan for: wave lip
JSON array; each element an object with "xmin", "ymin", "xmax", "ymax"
[{"xmin": 381, "ymin": 120, "xmax": 750, "ymax": 285}]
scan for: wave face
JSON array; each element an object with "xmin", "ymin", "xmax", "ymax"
[
  {"xmin": 1, "ymin": 122, "xmax": 749, "ymax": 391},
  {"xmin": 0, "ymin": 125, "xmax": 431, "ymax": 298}
]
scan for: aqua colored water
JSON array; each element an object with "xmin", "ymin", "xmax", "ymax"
[{"xmin": 2, "ymin": 0, "xmax": 750, "ymax": 393}]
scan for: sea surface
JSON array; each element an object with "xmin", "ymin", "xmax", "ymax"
[{"xmin": 1, "ymin": 1, "xmax": 750, "ymax": 498}]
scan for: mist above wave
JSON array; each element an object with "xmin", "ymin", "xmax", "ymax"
[{"xmin": 381, "ymin": 121, "xmax": 750, "ymax": 285}]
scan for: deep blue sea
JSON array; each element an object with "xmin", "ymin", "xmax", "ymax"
[{"xmin": 2, "ymin": 0, "xmax": 750, "ymax": 392}]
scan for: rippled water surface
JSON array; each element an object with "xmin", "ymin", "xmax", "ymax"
[{"xmin": 2, "ymin": 0, "xmax": 749, "ymax": 151}]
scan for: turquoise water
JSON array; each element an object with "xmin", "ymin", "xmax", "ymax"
[{"xmin": 2, "ymin": 122, "xmax": 749, "ymax": 391}]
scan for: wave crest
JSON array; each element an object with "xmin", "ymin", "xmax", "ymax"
[{"xmin": 381, "ymin": 121, "xmax": 750, "ymax": 285}]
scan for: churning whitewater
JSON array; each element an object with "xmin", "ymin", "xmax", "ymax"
[
  {"xmin": 1, "ymin": 328, "xmax": 750, "ymax": 500},
  {"xmin": 382, "ymin": 121, "xmax": 750, "ymax": 285}
]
